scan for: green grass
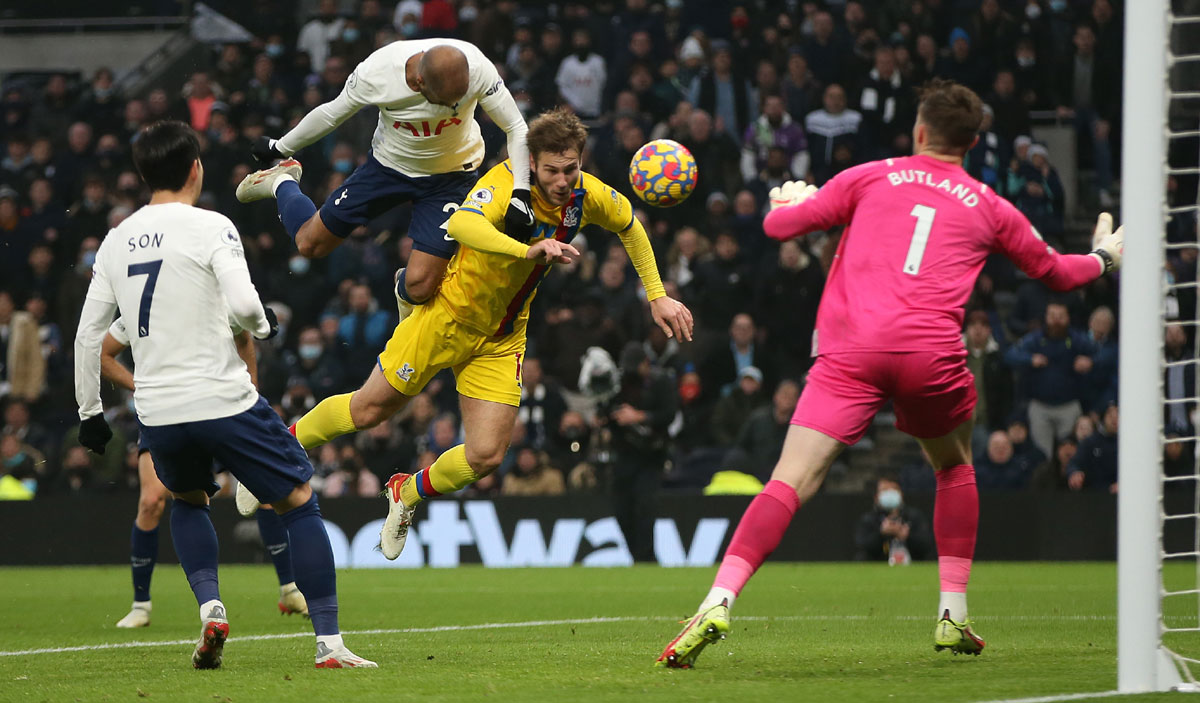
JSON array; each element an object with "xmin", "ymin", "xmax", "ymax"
[{"xmin": 0, "ymin": 563, "xmax": 1192, "ymax": 702}]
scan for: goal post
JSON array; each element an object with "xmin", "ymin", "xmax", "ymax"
[{"xmin": 1118, "ymin": 0, "xmax": 1187, "ymax": 692}]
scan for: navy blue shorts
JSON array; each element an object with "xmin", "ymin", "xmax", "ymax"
[
  {"xmin": 318, "ymin": 153, "xmax": 477, "ymax": 259},
  {"xmin": 138, "ymin": 396, "xmax": 313, "ymax": 503}
]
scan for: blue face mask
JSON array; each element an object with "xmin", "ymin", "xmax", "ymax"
[
  {"xmin": 265, "ymin": 44, "xmax": 285, "ymax": 58},
  {"xmin": 81, "ymin": 250, "xmax": 97, "ymax": 268},
  {"xmin": 342, "ymin": 28, "xmax": 360, "ymax": 43},
  {"xmin": 1049, "ymin": 0, "xmax": 1067, "ymax": 12},
  {"xmin": 299, "ymin": 344, "xmax": 322, "ymax": 361},
  {"xmin": 400, "ymin": 21, "xmax": 418, "ymax": 38},
  {"xmin": 4, "ymin": 451, "xmax": 26, "ymax": 468},
  {"xmin": 333, "ymin": 158, "xmax": 353, "ymax": 174},
  {"xmin": 878, "ymin": 489, "xmax": 902, "ymax": 511},
  {"xmin": 289, "ymin": 256, "xmax": 311, "ymax": 275}
]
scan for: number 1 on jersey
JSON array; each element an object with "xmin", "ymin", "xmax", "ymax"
[
  {"xmin": 128, "ymin": 260, "xmax": 163, "ymax": 337},
  {"xmin": 903, "ymin": 204, "xmax": 936, "ymax": 276}
]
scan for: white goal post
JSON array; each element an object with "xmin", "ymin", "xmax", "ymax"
[{"xmin": 1119, "ymin": 0, "xmax": 1194, "ymax": 692}]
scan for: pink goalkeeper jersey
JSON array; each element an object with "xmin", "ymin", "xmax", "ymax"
[{"xmin": 763, "ymin": 154, "xmax": 1102, "ymax": 356}]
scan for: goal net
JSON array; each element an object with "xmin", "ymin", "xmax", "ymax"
[{"xmin": 1121, "ymin": 0, "xmax": 1200, "ymax": 692}]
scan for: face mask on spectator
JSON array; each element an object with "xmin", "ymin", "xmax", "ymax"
[
  {"xmin": 1049, "ymin": 0, "xmax": 1067, "ymax": 12},
  {"xmin": 878, "ymin": 489, "xmax": 902, "ymax": 511},
  {"xmin": 333, "ymin": 158, "xmax": 354, "ymax": 174},
  {"xmin": 342, "ymin": 28, "xmax": 360, "ymax": 43},
  {"xmin": 400, "ymin": 21, "xmax": 419, "ymax": 38},
  {"xmin": 299, "ymin": 344, "xmax": 322, "ymax": 361},
  {"xmin": 4, "ymin": 451, "xmax": 26, "ymax": 468},
  {"xmin": 515, "ymin": 98, "xmax": 532, "ymax": 114},
  {"xmin": 81, "ymin": 250, "xmax": 97, "ymax": 269},
  {"xmin": 1025, "ymin": 4, "xmax": 1041, "ymax": 19},
  {"xmin": 459, "ymin": 6, "xmax": 478, "ymax": 22},
  {"xmin": 265, "ymin": 43, "xmax": 285, "ymax": 58},
  {"xmin": 94, "ymin": 86, "xmax": 114, "ymax": 100},
  {"xmin": 289, "ymin": 256, "xmax": 311, "ymax": 275},
  {"xmin": 1017, "ymin": 54, "xmax": 1035, "ymax": 68}
]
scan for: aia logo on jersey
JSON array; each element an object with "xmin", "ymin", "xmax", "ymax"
[
  {"xmin": 563, "ymin": 205, "xmax": 580, "ymax": 228},
  {"xmin": 485, "ymin": 79, "xmax": 503, "ymax": 97},
  {"xmin": 393, "ymin": 118, "xmax": 462, "ymax": 137}
]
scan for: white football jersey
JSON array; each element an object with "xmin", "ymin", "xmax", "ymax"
[
  {"xmin": 88, "ymin": 203, "xmax": 259, "ymax": 426},
  {"xmin": 343, "ymin": 38, "xmax": 512, "ymax": 177}
]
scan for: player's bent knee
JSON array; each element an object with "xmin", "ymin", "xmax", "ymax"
[
  {"xmin": 137, "ymin": 495, "xmax": 166, "ymax": 523},
  {"xmin": 273, "ymin": 483, "xmax": 313, "ymax": 514},
  {"xmin": 465, "ymin": 446, "xmax": 506, "ymax": 477}
]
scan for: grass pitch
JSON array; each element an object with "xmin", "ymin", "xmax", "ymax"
[{"xmin": 0, "ymin": 563, "xmax": 1191, "ymax": 702}]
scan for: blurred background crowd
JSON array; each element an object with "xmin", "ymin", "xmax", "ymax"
[{"xmin": 0, "ymin": 0, "xmax": 1189, "ymax": 508}]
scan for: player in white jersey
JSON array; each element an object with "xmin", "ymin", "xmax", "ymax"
[
  {"xmin": 101, "ymin": 316, "xmax": 309, "ymax": 629},
  {"xmin": 235, "ymin": 38, "xmax": 534, "ymax": 319},
  {"xmin": 74, "ymin": 121, "xmax": 374, "ymax": 670}
]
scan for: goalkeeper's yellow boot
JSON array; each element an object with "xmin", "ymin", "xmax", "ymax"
[
  {"xmin": 933, "ymin": 609, "xmax": 985, "ymax": 655},
  {"xmin": 655, "ymin": 600, "xmax": 731, "ymax": 669}
]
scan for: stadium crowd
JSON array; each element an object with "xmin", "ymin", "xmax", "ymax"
[{"xmin": 0, "ymin": 0, "xmax": 1171, "ymax": 502}]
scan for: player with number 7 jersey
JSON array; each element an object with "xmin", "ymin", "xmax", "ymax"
[{"xmin": 656, "ymin": 79, "xmax": 1125, "ymax": 669}]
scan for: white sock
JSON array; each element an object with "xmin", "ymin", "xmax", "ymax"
[
  {"xmin": 280, "ymin": 582, "xmax": 298, "ymax": 596},
  {"xmin": 271, "ymin": 173, "xmax": 298, "ymax": 197},
  {"xmin": 938, "ymin": 592, "xmax": 968, "ymax": 622},
  {"xmin": 699, "ymin": 587, "xmax": 737, "ymax": 612},
  {"xmin": 199, "ymin": 599, "xmax": 226, "ymax": 622},
  {"xmin": 131, "ymin": 600, "xmax": 151, "ymax": 611},
  {"xmin": 317, "ymin": 634, "xmax": 344, "ymax": 655}
]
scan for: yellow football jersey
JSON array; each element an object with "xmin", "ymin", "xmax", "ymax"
[{"xmin": 440, "ymin": 160, "xmax": 636, "ymax": 338}]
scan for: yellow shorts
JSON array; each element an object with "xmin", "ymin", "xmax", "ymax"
[{"xmin": 377, "ymin": 297, "xmax": 525, "ymax": 407}]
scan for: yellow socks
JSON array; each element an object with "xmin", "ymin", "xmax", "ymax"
[
  {"xmin": 400, "ymin": 445, "xmax": 479, "ymax": 507},
  {"xmin": 292, "ymin": 393, "xmax": 357, "ymax": 449}
]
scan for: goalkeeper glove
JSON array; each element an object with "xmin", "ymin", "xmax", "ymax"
[
  {"xmin": 768, "ymin": 180, "xmax": 817, "ymax": 211},
  {"xmin": 78, "ymin": 414, "xmax": 113, "ymax": 455},
  {"xmin": 1090, "ymin": 212, "xmax": 1124, "ymax": 274},
  {"xmin": 251, "ymin": 136, "xmax": 285, "ymax": 166},
  {"xmin": 504, "ymin": 188, "xmax": 536, "ymax": 243}
]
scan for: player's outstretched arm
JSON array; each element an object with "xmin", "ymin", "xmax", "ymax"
[
  {"xmin": 614, "ymin": 216, "xmax": 694, "ymax": 341},
  {"xmin": 999, "ymin": 208, "xmax": 1124, "ymax": 291},
  {"xmin": 255, "ymin": 81, "xmax": 368, "ymax": 164},
  {"xmin": 763, "ymin": 174, "xmax": 854, "ymax": 241},
  {"xmin": 446, "ymin": 207, "xmax": 535, "ymax": 258},
  {"xmin": 650, "ymin": 296, "xmax": 694, "ymax": 342},
  {"xmin": 477, "ymin": 72, "xmax": 534, "ymax": 239},
  {"xmin": 526, "ymin": 238, "xmax": 580, "ymax": 265}
]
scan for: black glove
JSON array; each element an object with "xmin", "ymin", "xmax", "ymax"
[
  {"xmin": 503, "ymin": 188, "xmax": 536, "ymax": 243},
  {"xmin": 79, "ymin": 414, "xmax": 113, "ymax": 455},
  {"xmin": 251, "ymin": 136, "xmax": 284, "ymax": 166},
  {"xmin": 263, "ymin": 305, "xmax": 280, "ymax": 340}
]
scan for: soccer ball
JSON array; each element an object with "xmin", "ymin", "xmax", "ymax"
[{"xmin": 629, "ymin": 139, "xmax": 698, "ymax": 208}]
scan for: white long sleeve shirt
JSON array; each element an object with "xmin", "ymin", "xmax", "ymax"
[
  {"xmin": 276, "ymin": 38, "xmax": 530, "ymax": 189},
  {"xmin": 74, "ymin": 202, "xmax": 269, "ymax": 426}
]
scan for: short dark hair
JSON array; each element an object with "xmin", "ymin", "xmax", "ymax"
[
  {"xmin": 527, "ymin": 108, "xmax": 588, "ymax": 158},
  {"xmin": 132, "ymin": 121, "xmax": 200, "ymax": 192},
  {"xmin": 916, "ymin": 79, "xmax": 982, "ymax": 155}
]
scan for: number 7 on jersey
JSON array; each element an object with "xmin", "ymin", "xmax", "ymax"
[
  {"xmin": 128, "ymin": 259, "xmax": 163, "ymax": 337},
  {"xmin": 903, "ymin": 204, "xmax": 936, "ymax": 276}
]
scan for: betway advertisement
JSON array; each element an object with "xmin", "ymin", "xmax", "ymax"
[{"xmin": 0, "ymin": 493, "xmax": 1131, "ymax": 566}]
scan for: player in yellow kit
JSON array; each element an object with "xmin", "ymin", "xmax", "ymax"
[{"xmin": 288, "ymin": 108, "xmax": 693, "ymax": 559}]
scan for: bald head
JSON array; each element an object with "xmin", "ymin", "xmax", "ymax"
[{"xmin": 417, "ymin": 45, "xmax": 470, "ymax": 107}]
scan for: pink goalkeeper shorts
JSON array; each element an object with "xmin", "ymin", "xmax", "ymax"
[{"xmin": 791, "ymin": 349, "xmax": 977, "ymax": 444}]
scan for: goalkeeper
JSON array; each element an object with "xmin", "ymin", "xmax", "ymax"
[
  {"xmin": 286, "ymin": 108, "xmax": 693, "ymax": 560},
  {"xmin": 656, "ymin": 79, "xmax": 1123, "ymax": 668}
]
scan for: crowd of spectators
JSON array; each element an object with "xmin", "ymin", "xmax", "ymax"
[{"xmin": 1, "ymin": 0, "xmax": 1177, "ymax": 503}]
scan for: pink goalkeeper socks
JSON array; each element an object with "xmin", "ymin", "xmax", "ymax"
[
  {"xmin": 712, "ymin": 480, "xmax": 801, "ymax": 595},
  {"xmin": 934, "ymin": 464, "xmax": 978, "ymax": 592}
]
